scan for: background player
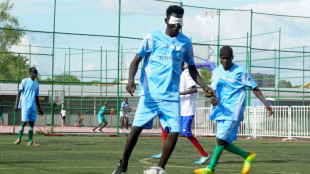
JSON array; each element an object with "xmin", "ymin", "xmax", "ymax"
[
  {"xmin": 120, "ymin": 97, "xmax": 130, "ymax": 133},
  {"xmin": 195, "ymin": 46, "xmax": 273, "ymax": 174},
  {"xmin": 92, "ymin": 102, "xmax": 109, "ymax": 132},
  {"xmin": 151, "ymin": 62, "xmax": 211, "ymax": 165},
  {"xmin": 113, "ymin": 5, "xmax": 215, "ymax": 174},
  {"xmin": 60, "ymin": 108, "xmax": 66, "ymax": 127},
  {"xmin": 13, "ymin": 67, "xmax": 43, "ymax": 146}
]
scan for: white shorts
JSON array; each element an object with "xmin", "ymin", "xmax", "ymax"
[{"xmin": 120, "ymin": 111, "xmax": 128, "ymax": 118}]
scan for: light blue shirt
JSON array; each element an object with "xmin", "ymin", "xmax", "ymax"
[
  {"xmin": 210, "ymin": 64, "xmax": 257, "ymax": 121},
  {"xmin": 121, "ymin": 101, "xmax": 130, "ymax": 109},
  {"xmin": 19, "ymin": 78, "xmax": 39, "ymax": 110},
  {"xmin": 98, "ymin": 106, "xmax": 106, "ymax": 117},
  {"xmin": 137, "ymin": 30, "xmax": 195, "ymax": 101}
]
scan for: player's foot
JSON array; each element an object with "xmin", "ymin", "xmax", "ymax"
[
  {"xmin": 112, "ymin": 160, "xmax": 127, "ymax": 174},
  {"xmin": 27, "ymin": 141, "xmax": 40, "ymax": 146},
  {"xmin": 151, "ymin": 152, "xmax": 162, "ymax": 159},
  {"xmin": 126, "ymin": 129, "xmax": 129, "ymax": 133},
  {"xmin": 99, "ymin": 129, "xmax": 103, "ymax": 132},
  {"xmin": 195, "ymin": 154, "xmax": 211, "ymax": 164},
  {"xmin": 14, "ymin": 139, "xmax": 21, "ymax": 145},
  {"xmin": 120, "ymin": 129, "xmax": 123, "ymax": 133},
  {"xmin": 242, "ymin": 152, "xmax": 256, "ymax": 174},
  {"xmin": 194, "ymin": 167, "xmax": 214, "ymax": 174},
  {"xmin": 92, "ymin": 129, "xmax": 96, "ymax": 132}
]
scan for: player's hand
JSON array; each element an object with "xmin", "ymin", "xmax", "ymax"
[
  {"xmin": 39, "ymin": 109, "xmax": 44, "ymax": 116},
  {"xmin": 126, "ymin": 80, "xmax": 136, "ymax": 96},
  {"xmin": 203, "ymin": 86, "xmax": 216, "ymax": 98},
  {"xmin": 266, "ymin": 106, "xmax": 273, "ymax": 117},
  {"xmin": 211, "ymin": 97, "xmax": 219, "ymax": 106},
  {"xmin": 14, "ymin": 106, "xmax": 18, "ymax": 112}
]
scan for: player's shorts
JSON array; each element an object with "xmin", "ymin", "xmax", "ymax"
[
  {"xmin": 0, "ymin": 113, "xmax": 3, "ymax": 120},
  {"xmin": 132, "ymin": 96, "xmax": 180, "ymax": 133},
  {"xmin": 216, "ymin": 120, "xmax": 240, "ymax": 143},
  {"xmin": 120, "ymin": 111, "xmax": 128, "ymax": 118},
  {"xmin": 180, "ymin": 115, "xmax": 194, "ymax": 137},
  {"xmin": 98, "ymin": 115, "xmax": 107, "ymax": 124},
  {"xmin": 21, "ymin": 108, "xmax": 37, "ymax": 122}
]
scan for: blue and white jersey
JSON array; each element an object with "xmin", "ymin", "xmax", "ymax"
[
  {"xmin": 210, "ymin": 64, "xmax": 257, "ymax": 121},
  {"xmin": 19, "ymin": 78, "xmax": 39, "ymax": 110},
  {"xmin": 137, "ymin": 30, "xmax": 195, "ymax": 101},
  {"xmin": 98, "ymin": 105, "xmax": 106, "ymax": 117}
]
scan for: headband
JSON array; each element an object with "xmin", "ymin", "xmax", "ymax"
[{"xmin": 168, "ymin": 16, "xmax": 183, "ymax": 26}]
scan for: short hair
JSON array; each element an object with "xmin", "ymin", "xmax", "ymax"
[
  {"xmin": 29, "ymin": 67, "xmax": 37, "ymax": 73},
  {"xmin": 166, "ymin": 5, "xmax": 184, "ymax": 17},
  {"xmin": 220, "ymin": 46, "xmax": 233, "ymax": 57}
]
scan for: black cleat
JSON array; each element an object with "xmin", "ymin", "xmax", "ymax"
[{"xmin": 112, "ymin": 160, "xmax": 127, "ymax": 174}]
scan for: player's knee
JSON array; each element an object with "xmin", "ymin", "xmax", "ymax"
[{"xmin": 216, "ymin": 138, "xmax": 228, "ymax": 146}]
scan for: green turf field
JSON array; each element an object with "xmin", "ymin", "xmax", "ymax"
[{"xmin": 0, "ymin": 135, "xmax": 309, "ymax": 174}]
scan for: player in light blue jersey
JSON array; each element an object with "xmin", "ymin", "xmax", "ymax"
[
  {"xmin": 14, "ymin": 67, "xmax": 43, "ymax": 146},
  {"xmin": 92, "ymin": 101, "xmax": 109, "ymax": 132},
  {"xmin": 113, "ymin": 5, "xmax": 215, "ymax": 174},
  {"xmin": 195, "ymin": 46, "xmax": 273, "ymax": 174}
]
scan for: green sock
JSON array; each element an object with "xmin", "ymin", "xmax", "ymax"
[
  {"xmin": 208, "ymin": 145, "xmax": 225, "ymax": 171},
  {"xmin": 28, "ymin": 125, "xmax": 34, "ymax": 143},
  {"xmin": 18, "ymin": 124, "xmax": 24, "ymax": 140},
  {"xmin": 225, "ymin": 143, "xmax": 250, "ymax": 158}
]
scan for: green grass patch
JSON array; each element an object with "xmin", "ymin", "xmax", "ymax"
[{"xmin": 0, "ymin": 135, "xmax": 309, "ymax": 174}]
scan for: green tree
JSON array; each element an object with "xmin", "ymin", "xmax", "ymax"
[
  {"xmin": 277, "ymin": 80, "xmax": 292, "ymax": 88},
  {"xmin": 200, "ymin": 69, "xmax": 212, "ymax": 85},
  {"xmin": 0, "ymin": 0, "xmax": 28, "ymax": 81},
  {"xmin": 43, "ymin": 74, "xmax": 80, "ymax": 84}
]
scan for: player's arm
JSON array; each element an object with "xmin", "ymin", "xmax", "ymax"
[
  {"xmin": 252, "ymin": 87, "xmax": 273, "ymax": 116},
  {"xmin": 14, "ymin": 90, "xmax": 22, "ymax": 112},
  {"xmin": 180, "ymin": 86, "xmax": 197, "ymax": 95},
  {"xmin": 126, "ymin": 54, "xmax": 142, "ymax": 96},
  {"xmin": 188, "ymin": 65, "xmax": 215, "ymax": 97},
  {"xmin": 35, "ymin": 96, "xmax": 44, "ymax": 116}
]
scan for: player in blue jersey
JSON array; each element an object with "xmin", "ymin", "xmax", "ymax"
[
  {"xmin": 14, "ymin": 67, "xmax": 43, "ymax": 146},
  {"xmin": 113, "ymin": 5, "xmax": 215, "ymax": 174},
  {"xmin": 92, "ymin": 102, "xmax": 109, "ymax": 132},
  {"xmin": 194, "ymin": 46, "xmax": 273, "ymax": 174}
]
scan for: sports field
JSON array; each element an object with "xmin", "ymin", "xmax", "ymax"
[{"xmin": 0, "ymin": 135, "xmax": 309, "ymax": 174}]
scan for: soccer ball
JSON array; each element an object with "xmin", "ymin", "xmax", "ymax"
[{"xmin": 144, "ymin": 166, "xmax": 167, "ymax": 174}]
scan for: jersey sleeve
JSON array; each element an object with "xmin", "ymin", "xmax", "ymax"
[
  {"xmin": 211, "ymin": 71, "xmax": 219, "ymax": 90},
  {"xmin": 242, "ymin": 71, "xmax": 258, "ymax": 89},
  {"xmin": 183, "ymin": 44, "xmax": 195, "ymax": 66},
  {"xmin": 137, "ymin": 33, "xmax": 152, "ymax": 58},
  {"xmin": 19, "ymin": 79, "xmax": 25, "ymax": 91}
]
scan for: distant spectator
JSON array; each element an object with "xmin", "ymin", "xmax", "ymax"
[
  {"xmin": 120, "ymin": 97, "xmax": 130, "ymax": 133},
  {"xmin": 77, "ymin": 112, "xmax": 84, "ymax": 127},
  {"xmin": 0, "ymin": 99, "xmax": 4, "ymax": 126},
  {"xmin": 60, "ymin": 109, "xmax": 67, "ymax": 127}
]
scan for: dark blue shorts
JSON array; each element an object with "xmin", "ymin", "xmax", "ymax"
[{"xmin": 180, "ymin": 115, "xmax": 194, "ymax": 137}]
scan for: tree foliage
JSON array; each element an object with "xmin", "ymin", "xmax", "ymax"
[
  {"xmin": 277, "ymin": 80, "xmax": 293, "ymax": 88},
  {"xmin": 200, "ymin": 69, "xmax": 212, "ymax": 85},
  {"xmin": 44, "ymin": 74, "xmax": 80, "ymax": 84},
  {"xmin": 0, "ymin": 0, "xmax": 29, "ymax": 81}
]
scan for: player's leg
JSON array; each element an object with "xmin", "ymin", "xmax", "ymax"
[
  {"xmin": 120, "ymin": 116, "xmax": 124, "ymax": 132},
  {"xmin": 113, "ymin": 96, "xmax": 158, "ymax": 174},
  {"xmin": 181, "ymin": 115, "xmax": 210, "ymax": 164},
  {"xmin": 99, "ymin": 117, "xmax": 108, "ymax": 132},
  {"xmin": 158, "ymin": 131, "xmax": 178, "ymax": 168},
  {"xmin": 15, "ymin": 109, "xmax": 29, "ymax": 145},
  {"xmin": 151, "ymin": 127, "xmax": 167, "ymax": 159},
  {"xmin": 125, "ymin": 116, "xmax": 129, "ymax": 132},
  {"xmin": 27, "ymin": 112, "xmax": 39, "ymax": 146}
]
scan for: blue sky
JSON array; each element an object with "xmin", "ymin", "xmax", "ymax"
[{"xmin": 7, "ymin": 0, "xmax": 310, "ymax": 85}]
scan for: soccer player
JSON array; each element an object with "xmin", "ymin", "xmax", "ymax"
[
  {"xmin": 112, "ymin": 5, "xmax": 215, "ymax": 174},
  {"xmin": 60, "ymin": 108, "xmax": 66, "ymax": 127},
  {"xmin": 92, "ymin": 102, "xmax": 109, "ymax": 132},
  {"xmin": 151, "ymin": 62, "xmax": 211, "ymax": 165},
  {"xmin": 120, "ymin": 97, "xmax": 130, "ymax": 133},
  {"xmin": 76, "ymin": 112, "xmax": 84, "ymax": 127},
  {"xmin": 13, "ymin": 67, "xmax": 43, "ymax": 146},
  {"xmin": 194, "ymin": 46, "xmax": 273, "ymax": 174}
]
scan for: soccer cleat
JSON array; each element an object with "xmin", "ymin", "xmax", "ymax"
[
  {"xmin": 27, "ymin": 142, "xmax": 40, "ymax": 146},
  {"xmin": 126, "ymin": 129, "xmax": 130, "ymax": 133},
  {"xmin": 194, "ymin": 167, "xmax": 214, "ymax": 174},
  {"xmin": 242, "ymin": 152, "xmax": 256, "ymax": 174},
  {"xmin": 120, "ymin": 129, "xmax": 123, "ymax": 133},
  {"xmin": 112, "ymin": 160, "xmax": 127, "ymax": 174},
  {"xmin": 99, "ymin": 129, "xmax": 103, "ymax": 132},
  {"xmin": 151, "ymin": 152, "xmax": 162, "ymax": 159},
  {"xmin": 92, "ymin": 129, "xmax": 96, "ymax": 132},
  {"xmin": 195, "ymin": 154, "xmax": 211, "ymax": 164},
  {"xmin": 14, "ymin": 139, "xmax": 21, "ymax": 145}
]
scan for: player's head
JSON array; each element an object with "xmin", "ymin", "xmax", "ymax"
[
  {"xmin": 165, "ymin": 5, "xmax": 184, "ymax": 37},
  {"xmin": 29, "ymin": 67, "xmax": 38, "ymax": 79},
  {"xmin": 220, "ymin": 46, "xmax": 234, "ymax": 70}
]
